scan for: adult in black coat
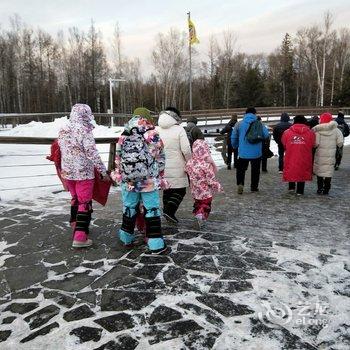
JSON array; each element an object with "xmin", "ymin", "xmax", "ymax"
[
  {"xmin": 261, "ymin": 134, "xmax": 274, "ymax": 172},
  {"xmin": 220, "ymin": 114, "xmax": 238, "ymax": 169},
  {"xmin": 308, "ymin": 115, "xmax": 319, "ymax": 128},
  {"xmin": 334, "ymin": 111, "xmax": 349, "ymax": 170},
  {"xmin": 335, "ymin": 112, "xmax": 350, "ymax": 137},
  {"xmin": 272, "ymin": 112, "xmax": 292, "ymax": 172}
]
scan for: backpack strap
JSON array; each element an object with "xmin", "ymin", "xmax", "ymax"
[
  {"xmin": 232, "ymin": 120, "xmax": 242, "ymax": 143},
  {"xmin": 245, "ymin": 120, "xmax": 255, "ymax": 139}
]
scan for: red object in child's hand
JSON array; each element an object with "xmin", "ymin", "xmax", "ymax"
[
  {"xmin": 46, "ymin": 139, "xmax": 68, "ymax": 191},
  {"xmin": 93, "ymin": 169, "xmax": 112, "ymax": 206},
  {"xmin": 47, "ymin": 140, "xmax": 111, "ymax": 205}
]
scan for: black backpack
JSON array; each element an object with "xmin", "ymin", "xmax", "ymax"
[
  {"xmin": 337, "ymin": 123, "xmax": 350, "ymax": 137},
  {"xmin": 245, "ymin": 120, "xmax": 265, "ymax": 144}
]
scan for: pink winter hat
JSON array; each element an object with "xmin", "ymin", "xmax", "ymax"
[{"xmin": 320, "ymin": 113, "xmax": 333, "ymax": 124}]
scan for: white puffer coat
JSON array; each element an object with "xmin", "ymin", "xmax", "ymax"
[
  {"xmin": 313, "ymin": 121, "xmax": 344, "ymax": 177},
  {"xmin": 157, "ymin": 112, "xmax": 192, "ymax": 188}
]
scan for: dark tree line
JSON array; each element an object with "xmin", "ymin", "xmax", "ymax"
[{"xmin": 1, "ymin": 12, "xmax": 349, "ymax": 114}]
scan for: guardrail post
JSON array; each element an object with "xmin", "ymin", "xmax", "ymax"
[{"xmin": 108, "ymin": 142, "xmax": 116, "ymax": 172}]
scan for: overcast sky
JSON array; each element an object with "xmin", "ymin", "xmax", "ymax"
[{"xmin": 1, "ymin": 0, "xmax": 349, "ymax": 76}]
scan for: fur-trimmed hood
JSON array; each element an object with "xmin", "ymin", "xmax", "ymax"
[{"xmin": 313, "ymin": 121, "xmax": 338, "ymax": 136}]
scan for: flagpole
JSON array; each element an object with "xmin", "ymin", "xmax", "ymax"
[{"xmin": 187, "ymin": 11, "xmax": 192, "ymax": 111}]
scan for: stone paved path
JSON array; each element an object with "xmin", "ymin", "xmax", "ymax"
[{"xmin": 0, "ymin": 149, "xmax": 349, "ymax": 349}]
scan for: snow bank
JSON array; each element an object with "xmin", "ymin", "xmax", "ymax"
[{"xmin": 2, "ymin": 117, "xmax": 123, "ymax": 138}]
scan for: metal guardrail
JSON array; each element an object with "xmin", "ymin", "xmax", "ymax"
[
  {"xmin": 0, "ymin": 137, "xmax": 118, "ymax": 192},
  {"xmin": 1, "ymin": 106, "xmax": 347, "ymax": 128},
  {"xmin": 0, "ymin": 134, "xmax": 223, "ymax": 192},
  {"xmin": 1, "ymin": 137, "xmax": 118, "ymax": 170},
  {"xmin": 181, "ymin": 106, "xmax": 342, "ymax": 118},
  {"xmin": 1, "ymin": 112, "xmax": 349, "ymax": 192}
]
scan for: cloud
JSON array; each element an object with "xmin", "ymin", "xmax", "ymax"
[
  {"xmin": 197, "ymin": 0, "xmax": 350, "ymax": 54},
  {"xmin": 1, "ymin": 0, "xmax": 349, "ymax": 77}
]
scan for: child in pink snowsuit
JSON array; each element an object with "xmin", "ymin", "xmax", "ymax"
[
  {"xmin": 185, "ymin": 139, "xmax": 223, "ymax": 225},
  {"xmin": 58, "ymin": 104, "xmax": 107, "ymax": 248}
]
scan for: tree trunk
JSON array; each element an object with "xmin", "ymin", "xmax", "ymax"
[
  {"xmin": 330, "ymin": 59, "xmax": 336, "ymax": 106},
  {"xmin": 320, "ymin": 48, "xmax": 326, "ymax": 107},
  {"xmin": 16, "ymin": 76, "xmax": 22, "ymax": 113}
]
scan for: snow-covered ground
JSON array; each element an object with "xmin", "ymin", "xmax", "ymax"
[{"xmin": 0, "ymin": 116, "xmax": 349, "ymax": 202}]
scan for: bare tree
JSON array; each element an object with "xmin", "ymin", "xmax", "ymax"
[
  {"xmin": 337, "ymin": 28, "xmax": 350, "ymax": 92},
  {"xmin": 2, "ymin": 13, "xmax": 350, "ymax": 114},
  {"xmin": 311, "ymin": 12, "xmax": 335, "ymax": 106},
  {"xmin": 216, "ymin": 30, "xmax": 237, "ymax": 108},
  {"xmin": 152, "ymin": 28, "xmax": 187, "ymax": 109}
]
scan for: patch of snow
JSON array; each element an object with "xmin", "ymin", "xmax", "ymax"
[
  {"xmin": 0, "ymin": 241, "xmax": 17, "ymax": 268},
  {"xmin": 1, "ymin": 117, "xmax": 123, "ymax": 139}
]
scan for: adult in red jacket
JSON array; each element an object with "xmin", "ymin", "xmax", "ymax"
[{"xmin": 281, "ymin": 115, "xmax": 316, "ymax": 195}]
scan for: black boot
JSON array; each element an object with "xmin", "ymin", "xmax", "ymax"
[
  {"xmin": 121, "ymin": 212, "xmax": 137, "ymax": 235},
  {"xmin": 163, "ymin": 188, "xmax": 186, "ymax": 223},
  {"xmin": 72, "ymin": 210, "xmax": 93, "ymax": 247},
  {"xmin": 145, "ymin": 215, "xmax": 162, "ymax": 238},
  {"xmin": 70, "ymin": 198, "xmax": 78, "ymax": 225},
  {"xmin": 70, "ymin": 205, "xmax": 78, "ymax": 225},
  {"xmin": 75, "ymin": 211, "xmax": 90, "ymax": 234},
  {"xmin": 317, "ymin": 177, "xmax": 324, "ymax": 195},
  {"xmin": 323, "ymin": 177, "xmax": 331, "ymax": 195}
]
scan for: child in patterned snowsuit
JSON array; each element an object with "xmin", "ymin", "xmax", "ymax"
[
  {"xmin": 111, "ymin": 108, "xmax": 167, "ymax": 254},
  {"xmin": 185, "ymin": 139, "xmax": 223, "ymax": 226},
  {"xmin": 58, "ymin": 104, "xmax": 108, "ymax": 248}
]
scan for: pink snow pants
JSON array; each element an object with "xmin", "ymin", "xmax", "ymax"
[
  {"xmin": 65, "ymin": 179, "xmax": 94, "ymax": 241},
  {"xmin": 65, "ymin": 179, "xmax": 94, "ymax": 211}
]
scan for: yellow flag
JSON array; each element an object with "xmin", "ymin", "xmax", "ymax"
[{"xmin": 188, "ymin": 19, "xmax": 199, "ymax": 45}]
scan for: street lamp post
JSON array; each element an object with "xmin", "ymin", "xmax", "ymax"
[{"xmin": 108, "ymin": 78, "xmax": 126, "ymax": 127}]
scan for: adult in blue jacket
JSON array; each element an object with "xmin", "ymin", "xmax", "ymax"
[{"xmin": 231, "ymin": 107, "xmax": 269, "ymax": 194}]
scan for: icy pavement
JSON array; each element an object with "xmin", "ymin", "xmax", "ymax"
[{"xmin": 0, "ymin": 150, "xmax": 349, "ymax": 349}]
